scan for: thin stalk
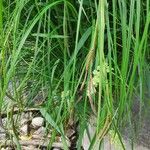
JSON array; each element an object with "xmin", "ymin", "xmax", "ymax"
[
  {"xmin": 0, "ymin": 0, "xmax": 3, "ymax": 35},
  {"xmin": 97, "ymin": 0, "xmax": 105, "ymax": 133},
  {"xmin": 112, "ymin": 0, "xmax": 119, "ymax": 100},
  {"xmin": 71, "ymin": 0, "xmax": 83, "ymax": 95}
]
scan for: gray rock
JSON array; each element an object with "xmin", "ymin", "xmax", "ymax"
[
  {"xmin": 31, "ymin": 117, "xmax": 44, "ymax": 128},
  {"xmin": 33, "ymin": 126, "xmax": 45, "ymax": 137},
  {"xmin": 20, "ymin": 124, "xmax": 28, "ymax": 135},
  {"xmin": 53, "ymin": 148, "xmax": 61, "ymax": 150},
  {"xmin": 0, "ymin": 133, "xmax": 6, "ymax": 140},
  {"xmin": 20, "ymin": 118, "xmax": 28, "ymax": 126}
]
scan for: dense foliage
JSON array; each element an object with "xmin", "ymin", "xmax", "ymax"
[{"xmin": 0, "ymin": 0, "xmax": 149, "ymax": 149}]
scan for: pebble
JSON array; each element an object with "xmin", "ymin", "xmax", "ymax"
[
  {"xmin": 31, "ymin": 117, "xmax": 44, "ymax": 128},
  {"xmin": 0, "ymin": 133, "xmax": 6, "ymax": 140},
  {"xmin": 1, "ymin": 147, "xmax": 10, "ymax": 150},
  {"xmin": 33, "ymin": 126, "xmax": 45, "ymax": 136},
  {"xmin": 21, "ymin": 118, "xmax": 28, "ymax": 126},
  {"xmin": 53, "ymin": 148, "xmax": 60, "ymax": 150},
  {"xmin": 20, "ymin": 124, "xmax": 28, "ymax": 135},
  {"xmin": 22, "ymin": 145, "xmax": 36, "ymax": 150},
  {"xmin": 22, "ymin": 112, "xmax": 32, "ymax": 119},
  {"xmin": 2, "ymin": 118, "xmax": 7, "ymax": 126},
  {"xmin": 0, "ymin": 126, "xmax": 5, "ymax": 133},
  {"xmin": 66, "ymin": 128, "xmax": 75, "ymax": 138}
]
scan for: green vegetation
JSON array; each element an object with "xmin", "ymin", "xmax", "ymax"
[{"xmin": 0, "ymin": 0, "xmax": 149, "ymax": 149}]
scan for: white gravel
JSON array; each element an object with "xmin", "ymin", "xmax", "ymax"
[{"xmin": 31, "ymin": 117, "xmax": 44, "ymax": 128}]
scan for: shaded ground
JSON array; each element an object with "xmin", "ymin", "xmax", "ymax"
[
  {"xmin": 82, "ymin": 94, "xmax": 150, "ymax": 150},
  {"xmin": 123, "ymin": 94, "xmax": 150, "ymax": 149}
]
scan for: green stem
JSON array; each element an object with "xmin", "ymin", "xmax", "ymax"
[{"xmin": 0, "ymin": 0, "xmax": 3, "ymax": 35}]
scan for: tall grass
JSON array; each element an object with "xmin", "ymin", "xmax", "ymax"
[{"xmin": 0, "ymin": 0, "xmax": 149, "ymax": 149}]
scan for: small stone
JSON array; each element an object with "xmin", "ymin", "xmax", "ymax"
[
  {"xmin": 53, "ymin": 148, "xmax": 60, "ymax": 150},
  {"xmin": 34, "ymin": 126, "xmax": 45, "ymax": 135},
  {"xmin": 2, "ymin": 118, "xmax": 7, "ymax": 126},
  {"xmin": 21, "ymin": 118, "xmax": 28, "ymax": 126},
  {"xmin": 22, "ymin": 112, "xmax": 32, "ymax": 119},
  {"xmin": 31, "ymin": 117, "xmax": 44, "ymax": 128},
  {"xmin": 22, "ymin": 145, "xmax": 36, "ymax": 150},
  {"xmin": 0, "ymin": 133, "xmax": 6, "ymax": 140},
  {"xmin": 20, "ymin": 124, "xmax": 28, "ymax": 135},
  {"xmin": 21, "ymin": 113, "xmax": 27, "ymax": 119},
  {"xmin": 2, "ymin": 147, "xmax": 11, "ymax": 150},
  {"xmin": 32, "ymin": 126, "xmax": 46, "ymax": 139},
  {"xmin": 0, "ymin": 126, "xmax": 5, "ymax": 133},
  {"xmin": 66, "ymin": 128, "xmax": 75, "ymax": 138}
]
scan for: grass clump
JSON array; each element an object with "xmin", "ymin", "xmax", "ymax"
[{"xmin": 0, "ymin": 0, "xmax": 149, "ymax": 149}]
